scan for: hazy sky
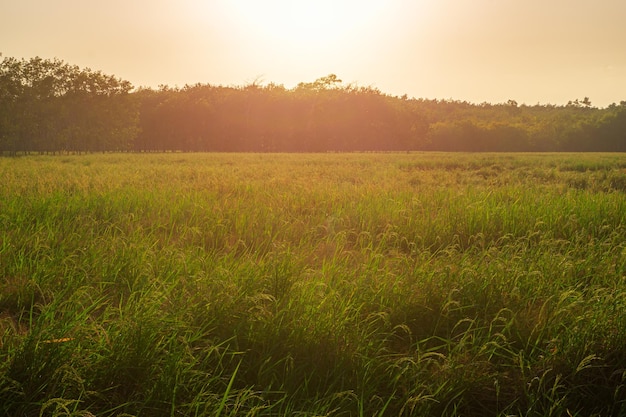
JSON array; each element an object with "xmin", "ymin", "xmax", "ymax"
[{"xmin": 2, "ymin": 0, "xmax": 625, "ymax": 107}]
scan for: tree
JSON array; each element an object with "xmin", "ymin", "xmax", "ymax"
[
  {"xmin": 0, "ymin": 56, "xmax": 137, "ymax": 154},
  {"xmin": 296, "ymin": 74, "xmax": 342, "ymax": 92}
]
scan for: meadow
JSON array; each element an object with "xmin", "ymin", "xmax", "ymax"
[{"xmin": 1, "ymin": 152, "xmax": 626, "ymax": 416}]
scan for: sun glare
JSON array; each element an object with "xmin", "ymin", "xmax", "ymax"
[{"xmin": 227, "ymin": 0, "xmax": 384, "ymax": 49}]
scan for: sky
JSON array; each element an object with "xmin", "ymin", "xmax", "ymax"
[{"xmin": 1, "ymin": 0, "xmax": 625, "ymax": 107}]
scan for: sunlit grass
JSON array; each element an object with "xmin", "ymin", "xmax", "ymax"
[{"xmin": 1, "ymin": 152, "xmax": 626, "ymax": 416}]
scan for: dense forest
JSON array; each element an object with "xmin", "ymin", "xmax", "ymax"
[{"xmin": 1, "ymin": 56, "xmax": 625, "ymax": 154}]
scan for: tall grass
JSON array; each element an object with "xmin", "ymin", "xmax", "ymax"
[{"xmin": 1, "ymin": 152, "xmax": 625, "ymax": 416}]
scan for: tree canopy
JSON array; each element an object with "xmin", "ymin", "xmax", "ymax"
[
  {"xmin": 1, "ymin": 56, "xmax": 625, "ymax": 154},
  {"xmin": 0, "ymin": 56, "xmax": 137, "ymax": 154}
]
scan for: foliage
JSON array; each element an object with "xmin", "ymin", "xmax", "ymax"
[
  {"xmin": 0, "ymin": 56, "xmax": 138, "ymax": 154},
  {"xmin": 1, "ymin": 153, "xmax": 626, "ymax": 416},
  {"xmin": 134, "ymin": 81, "xmax": 625, "ymax": 153},
  {"xmin": 1, "ymin": 55, "xmax": 626, "ymax": 153}
]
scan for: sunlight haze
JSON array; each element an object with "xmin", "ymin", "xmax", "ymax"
[{"xmin": 1, "ymin": 0, "xmax": 625, "ymax": 107}]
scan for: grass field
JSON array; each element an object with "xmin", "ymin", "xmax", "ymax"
[{"xmin": 1, "ymin": 152, "xmax": 626, "ymax": 416}]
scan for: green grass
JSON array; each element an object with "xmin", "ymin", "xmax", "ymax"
[{"xmin": 1, "ymin": 152, "xmax": 626, "ymax": 416}]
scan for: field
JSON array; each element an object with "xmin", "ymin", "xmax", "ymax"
[{"xmin": 1, "ymin": 152, "xmax": 626, "ymax": 416}]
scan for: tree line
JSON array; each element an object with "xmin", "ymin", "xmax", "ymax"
[{"xmin": 1, "ymin": 56, "xmax": 625, "ymax": 154}]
